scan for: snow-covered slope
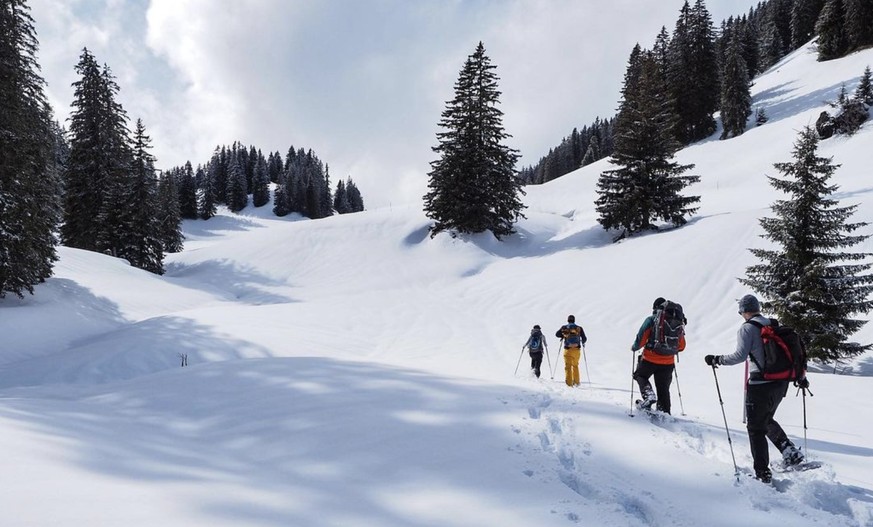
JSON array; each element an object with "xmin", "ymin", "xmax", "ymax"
[{"xmin": 2, "ymin": 42, "xmax": 873, "ymax": 526}]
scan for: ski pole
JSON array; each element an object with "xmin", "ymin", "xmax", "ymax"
[
  {"xmin": 514, "ymin": 346, "xmax": 525, "ymax": 375},
  {"xmin": 582, "ymin": 344, "xmax": 591, "ymax": 385},
  {"xmin": 711, "ymin": 363, "xmax": 740, "ymax": 482},
  {"xmin": 796, "ymin": 384, "xmax": 813, "ymax": 453},
  {"xmin": 629, "ymin": 352, "xmax": 636, "ymax": 417},
  {"xmin": 554, "ymin": 338, "xmax": 564, "ymax": 380},
  {"xmin": 673, "ymin": 361, "xmax": 686, "ymax": 416},
  {"xmin": 544, "ymin": 342, "xmax": 553, "ymax": 380}
]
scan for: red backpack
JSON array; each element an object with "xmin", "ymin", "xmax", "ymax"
[{"xmin": 746, "ymin": 319, "xmax": 807, "ymax": 381}]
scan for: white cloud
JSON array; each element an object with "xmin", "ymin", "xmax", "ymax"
[{"xmin": 30, "ymin": 0, "xmax": 761, "ymax": 208}]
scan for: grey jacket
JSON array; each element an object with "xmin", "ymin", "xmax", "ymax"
[{"xmin": 720, "ymin": 314, "xmax": 772, "ymax": 385}]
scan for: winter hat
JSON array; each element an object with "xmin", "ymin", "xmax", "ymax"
[
  {"xmin": 533, "ymin": 325, "xmax": 541, "ymax": 330},
  {"xmin": 567, "ymin": 315, "xmax": 575, "ymax": 323},
  {"xmin": 738, "ymin": 294, "xmax": 761, "ymax": 314},
  {"xmin": 652, "ymin": 297, "xmax": 666, "ymax": 310}
]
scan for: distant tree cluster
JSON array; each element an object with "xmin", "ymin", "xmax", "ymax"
[
  {"xmin": 167, "ymin": 143, "xmax": 365, "ymax": 223},
  {"xmin": 816, "ymin": 66, "xmax": 872, "ymax": 138},
  {"xmin": 518, "ymin": 118, "xmax": 614, "ymax": 185},
  {"xmin": 0, "ymin": 0, "xmax": 63, "ymax": 298}
]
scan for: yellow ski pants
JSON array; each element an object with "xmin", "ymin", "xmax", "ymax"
[{"xmin": 564, "ymin": 347, "xmax": 581, "ymax": 386}]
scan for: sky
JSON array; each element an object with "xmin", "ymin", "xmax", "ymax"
[
  {"xmin": 30, "ymin": 0, "xmax": 761, "ymax": 208},
  {"xmin": 2, "ymin": 39, "xmax": 873, "ymax": 526}
]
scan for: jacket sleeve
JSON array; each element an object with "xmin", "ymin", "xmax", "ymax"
[
  {"xmin": 555, "ymin": 327, "xmax": 564, "ymax": 339},
  {"xmin": 720, "ymin": 323, "xmax": 756, "ymax": 366},
  {"xmin": 631, "ymin": 317, "xmax": 653, "ymax": 351},
  {"xmin": 580, "ymin": 327, "xmax": 588, "ymax": 345},
  {"xmin": 522, "ymin": 336, "xmax": 532, "ymax": 349}
]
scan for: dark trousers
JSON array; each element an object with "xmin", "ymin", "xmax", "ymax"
[
  {"xmin": 633, "ymin": 358, "xmax": 675, "ymax": 414},
  {"xmin": 745, "ymin": 381, "xmax": 792, "ymax": 472},
  {"xmin": 530, "ymin": 352, "xmax": 543, "ymax": 378}
]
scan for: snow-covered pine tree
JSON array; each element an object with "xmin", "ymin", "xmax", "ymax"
[
  {"xmin": 178, "ymin": 161, "xmax": 198, "ymax": 219},
  {"xmin": 252, "ymin": 151, "xmax": 270, "ymax": 207},
  {"xmin": 855, "ymin": 65, "xmax": 873, "ymax": 105},
  {"xmin": 63, "ymin": 49, "xmax": 132, "ymax": 253},
  {"xmin": 121, "ymin": 119, "xmax": 164, "ymax": 274},
  {"xmin": 667, "ymin": 0, "xmax": 719, "ymax": 144},
  {"xmin": 742, "ymin": 126, "xmax": 873, "ymax": 363},
  {"xmin": 816, "ymin": 0, "xmax": 848, "ymax": 61},
  {"xmin": 199, "ymin": 160, "xmax": 217, "ymax": 220},
  {"xmin": 791, "ymin": 0, "xmax": 824, "ymax": 49},
  {"xmin": 156, "ymin": 171, "xmax": 183, "ymax": 253},
  {"xmin": 720, "ymin": 32, "xmax": 752, "ymax": 139},
  {"xmin": 423, "ymin": 41, "xmax": 524, "ymax": 240},
  {"xmin": 346, "ymin": 178, "xmax": 364, "ymax": 212},
  {"xmin": 0, "ymin": 0, "xmax": 63, "ymax": 298},
  {"xmin": 226, "ymin": 149, "xmax": 248, "ymax": 213},
  {"xmin": 333, "ymin": 179, "xmax": 350, "ymax": 214},
  {"xmin": 845, "ymin": 0, "xmax": 873, "ymax": 51},
  {"xmin": 595, "ymin": 50, "xmax": 700, "ymax": 242}
]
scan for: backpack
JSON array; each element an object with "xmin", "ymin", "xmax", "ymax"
[
  {"xmin": 648, "ymin": 301, "xmax": 685, "ymax": 355},
  {"xmin": 746, "ymin": 318, "xmax": 807, "ymax": 381},
  {"xmin": 562, "ymin": 324, "xmax": 582, "ymax": 347},
  {"xmin": 528, "ymin": 332, "xmax": 544, "ymax": 353}
]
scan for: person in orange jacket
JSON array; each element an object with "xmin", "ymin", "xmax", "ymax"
[{"xmin": 631, "ymin": 297, "xmax": 686, "ymax": 414}]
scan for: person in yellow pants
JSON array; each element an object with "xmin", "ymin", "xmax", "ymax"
[{"xmin": 555, "ymin": 315, "xmax": 587, "ymax": 386}]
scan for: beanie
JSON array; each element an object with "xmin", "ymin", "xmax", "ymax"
[
  {"xmin": 738, "ymin": 294, "xmax": 761, "ymax": 314},
  {"xmin": 652, "ymin": 297, "xmax": 666, "ymax": 310},
  {"xmin": 567, "ymin": 315, "xmax": 575, "ymax": 323}
]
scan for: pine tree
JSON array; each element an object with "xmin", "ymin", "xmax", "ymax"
[
  {"xmin": 667, "ymin": 0, "xmax": 719, "ymax": 144},
  {"xmin": 346, "ymin": 177, "xmax": 364, "ymax": 212},
  {"xmin": 226, "ymin": 149, "xmax": 248, "ymax": 212},
  {"xmin": 333, "ymin": 179, "xmax": 350, "ymax": 214},
  {"xmin": 855, "ymin": 65, "xmax": 873, "ymax": 105},
  {"xmin": 720, "ymin": 32, "xmax": 752, "ymax": 139},
  {"xmin": 63, "ymin": 49, "xmax": 132, "ymax": 253},
  {"xmin": 742, "ymin": 127, "xmax": 873, "ymax": 363},
  {"xmin": 177, "ymin": 161, "xmax": 198, "ymax": 219},
  {"xmin": 122, "ymin": 119, "xmax": 164, "ymax": 274},
  {"xmin": 251, "ymin": 151, "xmax": 270, "ymax": 207},
  {"xmin": 791, "ymin": 0, "xmax": 824, "ymax": 49},
  {"xmin": 423, "ymin": 42, "xmax": 524, "ymax": 239},
  {"xmin": 0, "ymin": 0, "xmax": 62, "ymax": 298},
  {"xmin": 596, "ymin": 52, "xmax": 700, "ymax": 242},
  {"xmin": 845, "ymin": 0, "xmax": 873, "ymax": 50},
  {"xmin": 156, "ymin": 171, "xmax": 183, "ymax": 253},
  {"xmin": 816, "ymin": 0, "xmax": 847, "ymax": 61},
  {"xmin": 199, "ymin": 161, "xmax": 217, "ymax": 220}
]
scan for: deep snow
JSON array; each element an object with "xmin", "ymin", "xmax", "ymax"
[{"xmin": 2, "ymin": 42, "xmax": 873, "ymax": 526}]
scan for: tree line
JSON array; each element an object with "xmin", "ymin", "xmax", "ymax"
[{"xmin": 1, "ymin": 0, "xmax": 365, "ymax": 299}]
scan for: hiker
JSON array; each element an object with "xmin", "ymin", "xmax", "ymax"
[
  {"xmin": 704, "ymin": 294, "xmax": 808, "ymax": 484},
  {"xmin": 556, "ymin": 315, "xmax": 587, "ymax": 386},
  {"xmin": 631, "ymin": 297, "xmax": 686, "ymax": 414},
  {"xmin": 523, "ymin": 325, "xmax": 547, "ymax": 378}
]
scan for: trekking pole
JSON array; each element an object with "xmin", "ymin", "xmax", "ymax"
[
  {"xmin": 629, "ymin": 352, "xmax": 636, "ymax": 417},
  {"xmin": 711, "ymin": 364, "xmax": 740, "ymax": 482},
  {"xmin": 554, "ymin": 338, "xmax": 564, "ymax": 380},
  {"xmin": 514, "ymin": 346, "xmax": 525, "ymax": 375},
  {"xmin": 582, "ymin": 344, "xmax": 591, "ymax": 385},
  {"xmin": 544, "ymin": 342, "xmax": 553, "ymax": 380},
  {"xmin": 796, "ymin": 385, "xmax": 814, "ymax": 453},
  {"xmin": 673, "ymin": 360, "xmax": 686, "ymax": 416}
]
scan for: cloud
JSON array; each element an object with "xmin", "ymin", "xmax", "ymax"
[{"xmin": 30, "ymin": 0, "xmax": 761, "ymax": 209}]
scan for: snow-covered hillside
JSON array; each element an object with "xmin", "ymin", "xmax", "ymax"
[{"xmin": 2, "ymin": 42, "xmax": 873, "ymax": 526}]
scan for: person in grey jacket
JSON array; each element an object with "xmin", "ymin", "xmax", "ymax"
[{"xmin": 704, "ymin": 294, "xmax": 806, "ymax": 483}]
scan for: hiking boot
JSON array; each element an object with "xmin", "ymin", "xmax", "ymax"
[
  {"xmin": 641, "ymin": 391, "xmax": 657, "ymax": 410},
  {"xmin": 782, "ymin": 445, "xmax": 804, "ymax": 466},
  {"xmin": 755, "ymin": 468, "xmax": 772, "ymax": 484}
]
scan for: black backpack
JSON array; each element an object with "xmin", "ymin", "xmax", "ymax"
[
  {"xmin": 648, "ymin": 301, "xmax": 685, "ymax": 355},
  {"xmin": 746, "ymin": 318, "xmax": 807, "ymax": 381}
]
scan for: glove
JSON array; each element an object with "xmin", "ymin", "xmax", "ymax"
[
  {"xmin": 795, "ymin": 377, "xmax": 810, "ymax": 389},
  {"xmin": 704, "ymin": 354, "xmax": 719, "ymax": 367}
]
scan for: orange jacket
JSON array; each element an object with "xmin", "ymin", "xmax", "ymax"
[{"xmin": 632, "ymin": 314, "xmax": 686, "ymax": 365}]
